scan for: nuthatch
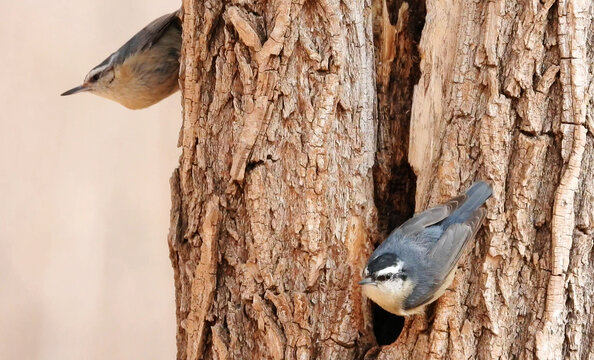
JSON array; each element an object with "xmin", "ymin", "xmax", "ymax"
[
  {"xmin": 61, "ymin": 10, "xmax": 182, "ymax": 109},
  {"xmin": 359, "ymin": 181, "xmax": 492, "ymax": 316}
]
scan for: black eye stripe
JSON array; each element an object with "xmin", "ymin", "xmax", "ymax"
[{"xmin": 374, "ymin": 273, "xmax": 407, "ymax": 282}]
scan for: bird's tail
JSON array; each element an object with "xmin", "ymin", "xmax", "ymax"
[{"xmin": 441, "ymin": 181, "xmax": 492, "ymax": 228}]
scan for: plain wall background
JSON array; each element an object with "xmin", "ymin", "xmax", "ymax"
[{"xmin": 0, "ymin": 1, "xmax": 180, "ymax": 359}]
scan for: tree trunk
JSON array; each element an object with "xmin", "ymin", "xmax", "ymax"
[
  {"xmin": 169, "ymin": 0, "xmax": 594, "ymax": 359},
  {"xmin": 375, "ymin": 0, "xmax": 594, "ymax": 359},
  {"xmin": 169, "ymin": 0, "xmax": 377, "ymax": 358}
]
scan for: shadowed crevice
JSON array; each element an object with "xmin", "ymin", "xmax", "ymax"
[
  {"xmin": 371, "ymin": 0, "xmax": 426, "ymax": 346},
  {"xmin": 372, "ymin": 304, "xmax": 405, "ymax": 345}
]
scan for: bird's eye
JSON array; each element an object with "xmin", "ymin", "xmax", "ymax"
[
  {"xmin": 376, "ymin": 274, "xmax": 390, "ymax": 282},
  {"xmin": 90, "ymin": 74, "xmax": 100, "ymax": 82}
]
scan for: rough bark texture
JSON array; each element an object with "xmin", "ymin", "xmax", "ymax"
[
  {"xmin": 169, "ymin": 0, "xmax": 377, "ymax": 359},
  {"xmin": 375, "ymin": 0, "xmax": 594, "ymax": 359},
  {"xmin": 170, "ymin": 0, "xmax": 594, "ymax": 359}
]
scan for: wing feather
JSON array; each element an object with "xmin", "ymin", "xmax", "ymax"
[
  {"xmin": 394, "ymin": 194, "xmax": 466, "ymax": 237},
  {"xmin": 404, "ymin": 208, "xmax": 487, "ymax": 310},
  {"xmin": 94, "ymin": 11, "xmax": 182, "ymax": 70}
]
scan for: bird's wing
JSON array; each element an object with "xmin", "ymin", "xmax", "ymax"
[
  {"xmin": 372, "ymin": 194, "xmax": 466, "ymax": 257},
  {"xmin": 403, "ymin": 208, "xmax": 486, "ymax": 310},
  {"xmin": 117, "ymin": 11, "xmax": 181, "ymax": 59},
  {"xmin": 393, "ymin": 194, "xmax": 466, "ymax": 237},
  {"xmin": 429, "ymin": 207, "xmax": 486, "ymax": 272},
  {"xmin": 100, "ymin": 11, "xmax": 182, "ymax": 68}
]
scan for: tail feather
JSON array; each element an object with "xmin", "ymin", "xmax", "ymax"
[{"xmin": 440, "ymin": 181, "xmax": 492, "ymax": 228}]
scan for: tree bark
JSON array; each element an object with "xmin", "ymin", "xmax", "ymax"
[
  {"xmin": 169, "ymin": 0, "xmax": 594, "ymax": 359},
  {"xmin": 375, "ymin": 0, "xmax": 594, "ymax": 359},
  {"xmin": 169, "ymin": 0, "xmax": 377, "ymax": 359}
]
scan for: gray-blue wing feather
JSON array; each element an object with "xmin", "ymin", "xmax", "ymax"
[
  {"xmin": 371, "ymin": 194, "xmax": 467, "ymax": 258},
  {"xmin": 95, "ymin": 11, "xmax": 182, "ymax": 70},
  {"xmin": 402, "ymin": 224, "xmax": 470, "ymax": 310},
  {"xmin": 394, "ymin": 194, "xmax": 466, "ymax": 237},
  {"xmin": 403, "ymin": 193, "xmax": 490, "ymax": 310}
]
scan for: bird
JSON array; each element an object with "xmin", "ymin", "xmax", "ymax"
[
  {"xmin": 359, "ymin": 181, "xmax": 492, "ymax": 316},
  {"xmin": 61, "ymin": 9, "xmax": 182, "ymax": 109}
]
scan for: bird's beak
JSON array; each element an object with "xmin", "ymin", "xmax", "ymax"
[
  {"xmin": 61, "ymin": 84, "xmax": 90, "ymax": 96},
  {"xmin": 358, "ymin": 277, "xmax": 375, "ymax": 285}
]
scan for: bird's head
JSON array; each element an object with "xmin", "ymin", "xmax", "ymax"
[
  {"xmin": 61, "ymin": 63, "xmax": 115, "ymax": 97},
  {"xmin": 359, "ymin": 253, "xmax": 409, "ymax": 287},
  {"xmin": 359, "ymin": 253, "xmax": 414, "ymax": 315}
]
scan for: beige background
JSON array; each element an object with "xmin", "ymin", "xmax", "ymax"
[{"xmin": 0, "ymin": 1, "xmax": 181, "ymax": 359}]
